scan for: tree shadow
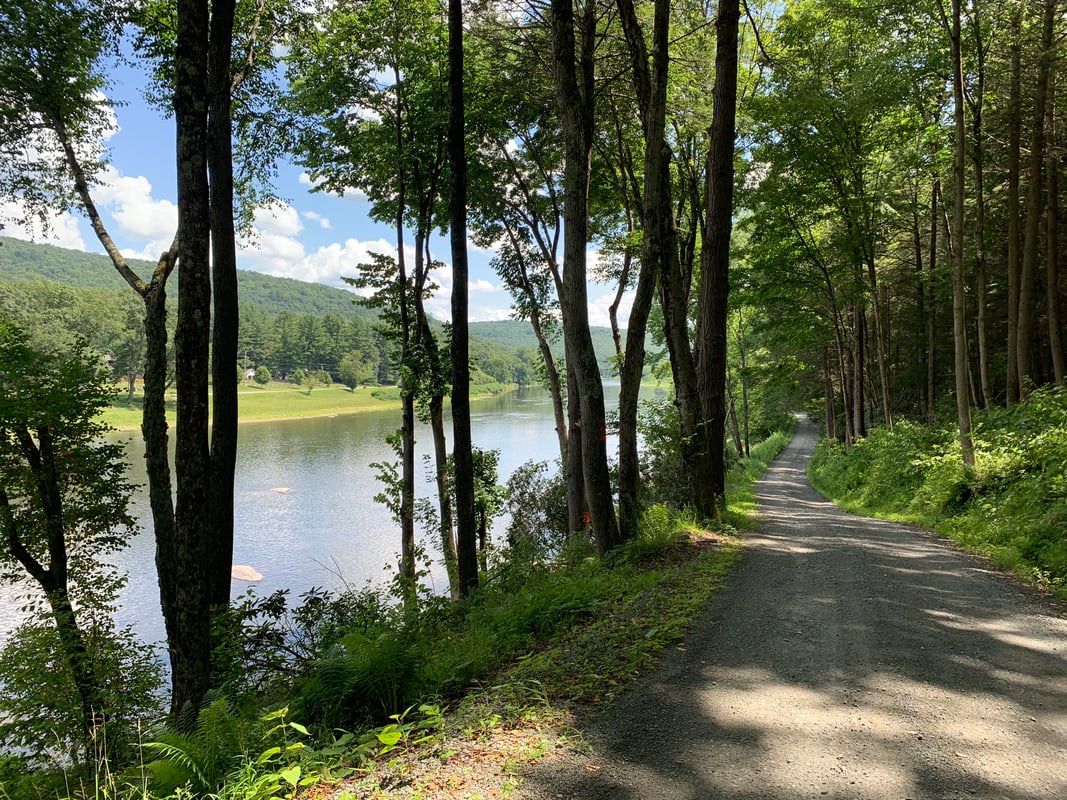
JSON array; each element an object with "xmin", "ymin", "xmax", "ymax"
[{"xmin": 523, "ymin": 420, "xmax": 1067, "ymax": 799}]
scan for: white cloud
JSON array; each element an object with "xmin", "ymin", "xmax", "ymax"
[
  {"xmin": 298, "ymin": 171, "xmax": 368, "ymax": 202},
  {"xmin": 587, "ymin": 287, "xmax": 633, "ymax": 329},
  {"xmin": 253, "ymin": 203, "xmax": 303, "ymax": 237},
  {"xmin": 237, "ymin": 204, "xmax": 398, "ymax": 292},
  {"xmin": 0, "ymin": 200, "xmax": 86, "ymax": 250},
  {"xmin": 90, "ymin": 166, "xmax": 177, "ymax": 259},
  {"xmin": 303, "ymin": 210, "xmax": 332, "ymax": 229}
]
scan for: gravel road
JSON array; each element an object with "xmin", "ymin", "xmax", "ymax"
[{"xmin": 524, "ymin": 417, "xmax": 1067, "ymax": 799}]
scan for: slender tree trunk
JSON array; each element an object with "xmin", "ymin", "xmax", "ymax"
[
  {"xmin": 565, "ymin": 364, "xmax": 586, "ymax": 533},
  {"xmin": 1006, "ymin": 9, "xmax": 1023, "ymax": 405},
  {"xmin": 56, "ymin": 116, "xmax": 180, "ymax": 696},
  {"xmin": 971, "ymin": 5, "xmax": 992, "ymax": 408},
  {"xmin": 852, "ymin": 304, "xmax": 866, "ymax": 439},
  {"xmin": 173, "ymin": 0, "xmax": 214, "ymax": 715},
  {"xmin": 550, "ymin": 0, "xmax": 619, "ymax": 553},
  {"xmin": 928, "ymin": 180, "xmax": 940, "ymax": 423},
  {"xmin": 448, "ymin": 0, "xmax": 477, "ymax": 595},
  {"xmin": 1019, "ymin": 0, "xmax": 1056, "ymax": 398},
  {"xmin": 737, "ymin": 306, "xmax": 750, "ymax": 455},
  {"xmin": 617, "ymin": 0, "xmax": 715, "ymax": 521},
  {"xmin": 948, "ymin": 0, "xmax": 975, "ymax": 466},
  {"xmin": 695, "ymin": 0, "xmax": 739, "ymax": 510},
  {"xmin": 1047, "ymin": 76, "xmax": 1066, "ymax": 383},
  {"xmin": 208, "ymin": 0, "xmax": 238, "ymax": 612},
  {"xmin": 823, "ymin": 350, "xmax": 837, "ymax": 440},
  {"xmin": 2, "ymin": 436, "xmax": 107, "ymax": 758}
]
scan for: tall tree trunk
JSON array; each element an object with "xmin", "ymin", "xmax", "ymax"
[
  {"xmin": 697, "ymin": 0, "xmax": 740, "ymax": 509},
  {"xmin": 173, "ymin": 0, "xmax": 214, "ymax": 715},
  {"xmin": 852, "ymin": 304, "xmax": 866, "ymax": 439},
  {"xmin": 616, "ymin": 0, "xmax": 715, "ymax": 521},
  {"xmin": 1047, "ymin": 76, "xmax": 1066, "ymax": 383},
  {"xmin": 947, "ymin": 0, "xmax": 975, "ymax": 466},
  {"xmin": 737, "ymin": 306, "xmax": 750, "ymax": 455},
  {"xmin": 565, "ymin": 363, "xmax": 586, "ymax": 533},
  {"xmin": 208, "ymin": 0, "xmax": 238, "ymax": 612},
  {"xmin": 1006, "ymin": 9, "xmax": 1023, "ymax": 405},
  {"xmin": 550, "ymin": 0, "xmax": 619, "ymax": 553},
  {"xmin": 617, "ymin": 253, "xmax": 656, "ymax": 541},
  {"xmin": 970, "ymin": 2, "xmax": 992, "ymax": 408},
  {"xmin": 1019, "ymin": 0, "xmax": 1056, "ymax": 397},
  {"xmin": 823, "ymin": 350, "xmax": 837, "ymax": 441},
  {"xmin": 928, "ymin": 180, "xmax": 940, "ymax": 423},
  {"xmin": 449, "ymin": 0, "xmax": 477, "ymax": 595},
  {"xmin": 56, "ymin": 116, "xmax": 180, "ymax": 700}
]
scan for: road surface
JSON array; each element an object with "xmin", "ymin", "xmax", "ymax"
[{"xmin": 525, "ymin": 417, "xmax": 1067, "ymax": 799}]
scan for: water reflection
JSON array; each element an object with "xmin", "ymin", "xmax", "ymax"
[{"xmin": 1, "ymin": 384, "xmax": 634, "ymax": 645}]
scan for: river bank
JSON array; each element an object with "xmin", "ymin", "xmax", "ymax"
[{"xmin": 100, "ymin": 380, "xmax": 512, "ymax": 430}]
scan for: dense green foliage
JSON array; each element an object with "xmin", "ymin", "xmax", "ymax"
[
  {"xmin": 809, "ymin": 388, "xmax": 1067, "ymax": 599},
  {"xmin": 0, "ymin": 425, "xmax": 791, "ymax": 798}
]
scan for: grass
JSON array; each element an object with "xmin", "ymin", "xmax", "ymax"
[
  {"xmin": 808, "ymin": 386, "xmax": 1067, "ymax": 600},
  {"xmin": 4, "ymin": 428, "xmax": 793, "ymax": 799},
  {"xmin": 99, "ymin": 381, "xmax": 511, "ymax": 430}
]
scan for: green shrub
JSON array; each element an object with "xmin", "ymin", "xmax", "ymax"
[{"xmin": 810, "ymin": 388, "xmax": 1067, "ymax": 598}]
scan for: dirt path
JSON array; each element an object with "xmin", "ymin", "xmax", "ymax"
[{"xmin": 524, "ymin": 417, "xmax": 1067, "ymax": 799}]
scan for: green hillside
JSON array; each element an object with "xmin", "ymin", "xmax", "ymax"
[
  {"xmin": 0, "ymin": 236, "xmax": 628, "ymax": 369},
  {"xmin": 0, "ymin": 236, "xmax": 375, "ymax": 320}
]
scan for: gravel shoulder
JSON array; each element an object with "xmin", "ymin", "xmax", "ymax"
[{"xmin": 523, "ymin": 417, "xmax": 1067, "ymax": 799}]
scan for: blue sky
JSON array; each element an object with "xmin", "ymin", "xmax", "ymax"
[{"xmin": 2, "ymin": 55, "xmax": 634, "ymax": 327}]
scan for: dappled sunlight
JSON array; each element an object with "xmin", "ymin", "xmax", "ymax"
[{"xmin": 525, "ymin": 416, "xmax": 1067, "ymax": 800}]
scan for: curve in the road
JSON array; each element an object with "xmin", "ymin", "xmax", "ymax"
[{"xmin": 525, "ymin": 417, "xmax": 1067, "ymax": 800}]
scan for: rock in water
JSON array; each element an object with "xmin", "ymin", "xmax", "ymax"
[{"xmin": 231, "ymin": 565, "xmax": 263, "ymax": 582}]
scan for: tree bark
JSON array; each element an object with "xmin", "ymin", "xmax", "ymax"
[
  {"xmin": 448, "ymin": 0, "xmax": 477, "ymax": 595},
  {"xmin": 928, "ymin": 180, "xmax": 940, "ymax": 423},
  {"xmin": 208, "ymin": 0, "xmax": 238, "ymax": 612},
  {"xmin": 696, "ymin": 0, "xmax": 740, "ymax": 509},
  {"xmin": 947, "ymin": 0, "xmax": 975, "ymax": 466},
  {"xmin": 173, "ymin": 0, "xmax": 214, "ymax": 715},
  {"xmin": 1047, "ymin": 74, "xmax": 1065, "ymax": 383},
  {"xmin": 1006, "ymin": 9, "xmax": 1023, "ymax": 405},
  {"xmin": 1019, "ymin": 0, "xmax": 1056, "ymax": 398},
  {"xmin": 970, "ymin": 2, "xmax": 992, "ymax": 408},
  {"xmin": 550, "ymin": 0, "xmax": 620, "ymax": 553}
]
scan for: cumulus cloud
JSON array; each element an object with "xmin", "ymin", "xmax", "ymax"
[
  {"xmin": 90, "ymin": 166, "xmax": 178, "ymax": 259},
  {"xmin": 587, "ymin": 287, "xmax": 633, "ymax": 329},
  {"xmin": 0, "ymin": 200, "xmax": 86, "ymax": 250},
  {"xmin": 237, "ymin": 201, "xmax": 399, "ymax": 291},
  {"xmin": 298, "ymin": 172, "xmax": 368, "ymax": 202},
  {"xmin": 303, "ymin": 210, "xmax": 332, "ymax": 229}
]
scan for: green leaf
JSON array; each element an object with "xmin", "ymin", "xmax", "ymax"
[{"xmin": 279, "ymin": 765, "xmax": 302, "ymax": 786}]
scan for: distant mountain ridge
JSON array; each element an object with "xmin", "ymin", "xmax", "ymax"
[{"xmin": 0, "ymin": 235, "xmax": 623, "ymax": 365}]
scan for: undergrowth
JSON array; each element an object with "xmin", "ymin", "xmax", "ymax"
[
  {"xmin": 809, "ymin": 386, "xmax": 1067, "ymax": 599},
  {"xmin": 2, "ymin": 428, "xmax": 793, "ymax": 800}
]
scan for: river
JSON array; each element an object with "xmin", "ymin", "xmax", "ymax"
[{"xmin": 0, "ymin": 383, "xmax": 647, "ymax": 646}]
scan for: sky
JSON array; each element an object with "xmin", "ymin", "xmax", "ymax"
[{"xmin": 1, "ymin": 54, "xmax": 635, "ymax": 328}]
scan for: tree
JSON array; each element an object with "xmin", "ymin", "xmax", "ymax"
[
  {"xmin": 449, "ymin": 0, "xmax": 478, "ymax": 596},
  {"xmin": 0, "ymin": 323, "xmax": 138, "ymax": 760},
  {"xmin": 549, "ymin": 0, "xmax": 620, "ymax": 554},
  {"xmin": 254, "ymin": 364, "xmax": 272, "ymax": 385},
  {"xmin": 338, "ymin": 351, "xmax": 369, "ymax": 390},
  {"xmin": 695, "ymin": 0, "xmax": 741, "ymax": 511}
]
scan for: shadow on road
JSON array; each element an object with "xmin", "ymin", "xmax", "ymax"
[{"xmin": 523, "ymin": 419, "xmax": 1067, "ymax": 800}]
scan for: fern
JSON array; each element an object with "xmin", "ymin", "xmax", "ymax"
[{"xmin": 141, "ymin": 697, "xmax": 249, "ymax": 796}]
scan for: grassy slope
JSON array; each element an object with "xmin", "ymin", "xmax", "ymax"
[
  {"xmin": 808, "ymin": 387, "xmax": 1067, "ymax": 600},
  {"xmin": 99, "ymin": 380, "xmax": 510, "ymax": 429}
]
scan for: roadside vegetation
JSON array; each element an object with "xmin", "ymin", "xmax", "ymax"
[
  {"xmin": 809, "ymin": 386, "xmax": 1067, "ymax": 600},
  {"xmin": 0, "ymin": 413, "xmax": 791, "ymax": 800}
]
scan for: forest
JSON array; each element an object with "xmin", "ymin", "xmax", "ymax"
[{"xmin": 0, "ymin": 0, "xmax": 1065, "ymax": 797}]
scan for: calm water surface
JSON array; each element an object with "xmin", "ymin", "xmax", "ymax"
[{"xmin": 0, "ymin": 384, "xmax": 633, "ymax": 645}]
